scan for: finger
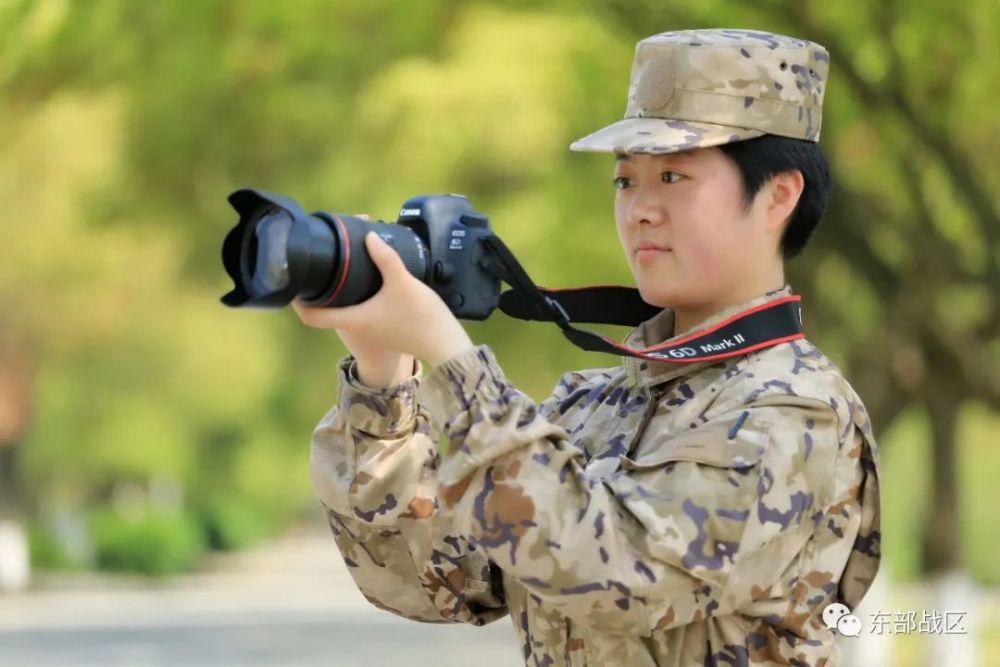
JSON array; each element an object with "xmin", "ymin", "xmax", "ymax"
[
  {"xmin": 291, "ymin": 298, "xmax": 327, "ymax": 320},
  {"xmin": 295, "ymin": 300, "xmax": 369, "ymax": 330},
  {"xmin": 365, "ymin": 232, "xmax": 404, "ymax": 277},
  {"xmin": 291, "ymin": 295, "xmax": 345, "ymax": 325}
]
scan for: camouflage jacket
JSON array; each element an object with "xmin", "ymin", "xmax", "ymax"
[{"xmin": 310, "ymin": 286, "xmax": 882, "ymax": 666}]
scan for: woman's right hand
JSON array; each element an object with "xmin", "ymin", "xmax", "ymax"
[{"xmin": 288, "ymin": 211, "xmax": 415, "ymax": 390}]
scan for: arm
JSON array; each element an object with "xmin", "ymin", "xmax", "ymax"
[
  {"xmin": 310, "ymin": 354, "xmax": 505, "ymax": 625},
  {"xmin": 420, "ymin": 344, "xmax": 852, "ymax": 634}
]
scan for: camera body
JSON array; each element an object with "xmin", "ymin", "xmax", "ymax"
[{"xmin": 386, "ymin": 194, "xmax": 501, "ymax": 320}]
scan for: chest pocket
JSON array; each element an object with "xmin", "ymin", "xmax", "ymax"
[
  {"xmin": 612, "ymin": 414, "xmax": 771, "ymax": 588},
  {"xmin": 619, "ymin": 413, "xmax": 770, "ymax": 472}
]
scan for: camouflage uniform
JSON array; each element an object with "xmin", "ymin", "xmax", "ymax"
[
  {"xmin": 311, "ymin": 287, "xmax": 881, "ymax": 666},
  {"xmin": 310, "ymin": 30, "xmax": 881, "ymax": 667}
]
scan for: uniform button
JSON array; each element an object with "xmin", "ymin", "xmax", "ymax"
[{"xmin": 447, "ymin": 293, "xmax": 465, "ymax": 309}]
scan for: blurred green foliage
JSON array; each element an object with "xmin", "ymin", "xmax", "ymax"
[
  {"xmin": 89, "ymin": 508, "xmax": 204, "ymax": 577},
  {"xmin": 0, "ymin": 0, "xmax": 996, "ymax": 585},
  {"xmin": 198, "ymin": 494, "xmax": 276, "ymax": 553},
  {"xmin": 27, "ymin": 520, "xmax": 75, "ymax": 571}
]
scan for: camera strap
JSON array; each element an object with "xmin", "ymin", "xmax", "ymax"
[{"xmin": 481, "ymin": 236, "xmax": 804, "ymax": 363}]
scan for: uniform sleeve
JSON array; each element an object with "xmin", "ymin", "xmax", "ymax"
[
  {"xmin": 309, "ymin": 354, "xmax": 506, "ymax": 625},
  {"xmin": 420, "ymin": 344, "xmax": 848, "ymax": 634}
]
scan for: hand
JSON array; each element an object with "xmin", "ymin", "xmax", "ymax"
[
  {"xmin": 291, "ymin": 231, "xmax": 474, "ymax": 370},
  {"xmin": 292, "ymin": 213, "xmax": 410, "ymax": 387}
]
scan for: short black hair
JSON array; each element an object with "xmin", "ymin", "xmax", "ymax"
[{"xmin": 718, "ymin": 135, "xmax": 832, "ymax": 260}]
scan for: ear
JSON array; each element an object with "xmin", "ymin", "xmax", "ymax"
[{"xmin": 764, "ymin": 170, "xmax": 805, "ymax": 232}]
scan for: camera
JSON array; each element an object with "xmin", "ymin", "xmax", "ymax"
[{"xmin": 220, "ymin": 189, "xmax": 502, "ymax": 319}]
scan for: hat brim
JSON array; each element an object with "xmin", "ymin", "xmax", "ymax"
[{"xmin": 569, "ymin": 117, "xmax": 764, "ymax": 154}]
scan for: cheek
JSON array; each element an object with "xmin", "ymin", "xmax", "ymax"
[
  {"xmin": 676, "ymin": 183, "xmax": 750, "ymax": 272},
  {"xmin": 614, "ymin": 194, "xmax": 628, "ymax": 232},
  {"xmin": 675, "ymin": 233, "xmax": 726, "ymax": 287},
  {"xmin": 614, "ymin": 196, "xmax": 633, "ymax": 261},
  {"xmin": 671, "ymin": 201, "xmax": 725, "ymax": 274}
]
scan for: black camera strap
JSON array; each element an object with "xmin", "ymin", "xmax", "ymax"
[{"xmin": 480, "ymin": 236, "xmax": 804, "ymax": 363}]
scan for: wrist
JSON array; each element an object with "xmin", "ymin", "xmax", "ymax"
[
  {"xmin": 423, "ymin": 329, "xmax": 475, "ymax": 369},
  {"xmin": 354, "ymin": 354, "xmax": 415, "ymax": 389}
]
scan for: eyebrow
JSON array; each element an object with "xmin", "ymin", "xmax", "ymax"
[{"xmin": 614, "ymin": 149, "xmax": 694, "ymax": 162}]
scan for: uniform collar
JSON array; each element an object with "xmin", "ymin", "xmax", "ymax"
[{"xmin": 622, "ymin": 285, "xmax": 796, "ymax": 389}]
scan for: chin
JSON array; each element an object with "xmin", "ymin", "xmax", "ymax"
[
  {"xmin": 637, "ymin": 276, "xmax": 721, "ymax": 312},
  {"xmin": 636, "ymin": 282, "xmax": 685, "ymax": 309}
]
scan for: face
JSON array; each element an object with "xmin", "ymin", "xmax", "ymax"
[{"xmin": 613, "ymin": 147, "xmax": 786, "ymax": 313}]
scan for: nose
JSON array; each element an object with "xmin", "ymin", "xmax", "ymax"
[{"xmin": 626, "ymin": 183, "xmax": 666, "ymax": 227}]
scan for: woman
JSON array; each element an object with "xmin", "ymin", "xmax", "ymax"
[{"xmin": 294, "ymin": 28, "xmax": 881, "ymax": 667}]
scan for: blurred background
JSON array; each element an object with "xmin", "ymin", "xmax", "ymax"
[{"xmin": 0, "ymin": 1, "xmax": 997, "ymax": 665}]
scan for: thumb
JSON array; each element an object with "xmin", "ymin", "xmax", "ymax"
[{"xmin": 365, "ymin": 232, "xmax": 404, "ymax": 276}]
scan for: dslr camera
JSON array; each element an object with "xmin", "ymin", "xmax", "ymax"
[{"xmin": 220, "ymin": 188, "xmax": 502, "ymax": 319}]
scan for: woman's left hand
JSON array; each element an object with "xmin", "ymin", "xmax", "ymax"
[{"xmin": 292, "ymin": 231, "xmax": 475, "ymax": 368}]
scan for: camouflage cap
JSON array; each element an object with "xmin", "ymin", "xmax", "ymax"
[{"xmin": 570, "ymin": 29, "xmax": 829, "ymax": 154}]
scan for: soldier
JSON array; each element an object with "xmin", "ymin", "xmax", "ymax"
[{"xmin": 295, "ymin": 29, "xmax": 881, "ymax": 666}]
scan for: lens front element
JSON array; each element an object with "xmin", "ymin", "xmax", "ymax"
[{"xmin": 251, "ymin": 209, "xmax": 293, "ymax": 293}]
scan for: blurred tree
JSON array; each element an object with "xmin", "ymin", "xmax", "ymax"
[
  {"xmin": 0, "ymin": 330, "xmax": 33, "ymax": 518},
  {"xmin": 0, "ymin": 0, "xmax": 479, "ymax": 572},
  {"xmin": 0, "ymin": 329, "xmax": 33, "ymax": 591}
]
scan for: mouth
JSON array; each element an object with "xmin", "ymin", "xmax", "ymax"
[{"xmin": 635, "ymin": 244, "xmax": 672, "ymax": 256}]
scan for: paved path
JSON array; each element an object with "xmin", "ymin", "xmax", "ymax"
[
  {"xmin": 0, "ymin": 523, "xmax": 522, "ymax": 666},
  {"xmin": 4, "ymin": 523, "xmax": 999, "ymax": 666}
]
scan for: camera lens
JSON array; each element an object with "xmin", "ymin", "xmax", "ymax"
[
  {"xmin": 221, "ymin": 189, "xmax": 430, "ymax": 309},
  {"xmin": 308, "ymin": 216, "xmax": 429, "ymax": 307},
  {"xmin": 249, "ymin": 209, "xmax": 292, "ymax": 293}
]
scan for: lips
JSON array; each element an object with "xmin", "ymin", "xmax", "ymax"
[{"xmin": 635, "ymin": 243, "xmax": 671, "ymax": 254}]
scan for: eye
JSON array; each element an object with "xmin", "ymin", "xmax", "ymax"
[
  {"xmin": 613, "ymin": 176, "xmax": 632, "ymax": 190},
  {"xmin": 662, "ymin": 170, "xmax": 684, "ymax": 184}
]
